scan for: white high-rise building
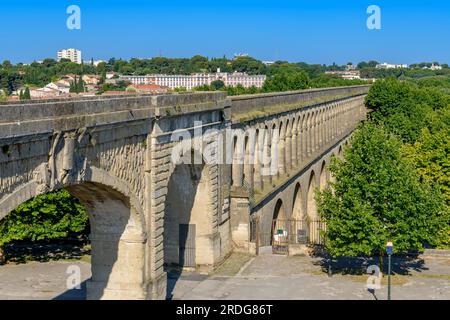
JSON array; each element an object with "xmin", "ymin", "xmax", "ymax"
[{"xmin": 57, "ymin": 48, "xmax": 82, "ymax": 64}]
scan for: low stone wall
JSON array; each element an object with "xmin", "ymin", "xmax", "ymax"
[{"xmin": 0, "ymin": 91, "xmax": 226, "ymax": 123}]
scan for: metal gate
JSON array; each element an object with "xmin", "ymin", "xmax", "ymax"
[
  {"xmin": 179, "ymin": 224, "xmax": 196, "ymax": 267},
  {"xmin": 271, "ymin": 219, "xmax": 289, "ymax": 254}
]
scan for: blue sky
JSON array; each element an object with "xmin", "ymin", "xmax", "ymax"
[{"xmin": 1, "ymin": 0, "xmax": 449, "ymax": 65}]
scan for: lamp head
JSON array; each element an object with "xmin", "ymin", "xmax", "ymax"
[{"xmin": 386, "ymin": 241, "xmax": 393, "ymax": 255}]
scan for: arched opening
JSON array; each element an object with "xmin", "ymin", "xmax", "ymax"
[
  {"xmin": 164, "ymin": 150, "xmax": 215, "ymax": 270},
  {"xmin": 284, "ymin": 119, "xmax": 291, "ymax": 173},
  {"xmin": 307, "ymin": 171, "xmax": 318, "ymax": 220},
  {"xmin": 338, "ymin": 145, "xmax": 343, "ymax": 158},
  {"xmin": 270, "ymin": 123, "xmax": 278, "ymax": 180},
  {"xmin": 292, "ymin": 183, "xmax": 305, "ymax": 220},
  {"xmin": 253, "ymin": 129, "xmax": 262, "ymax": 190},
  {"xmin": 271, "ymin": 199, "xmax": 287, "ymax": 250},
  {"xmin": 299, "ymin": 114, "xmax": 306, "ymax": 162},
  {"xmin": 278, "ymin": 122, "xmax": 286, "ymax": 177},
  {"xmin": 291, "ymin": 117, "xmax": 297, "ymax": 168},
  {"xmin": 262, "ymin": 125, "xmax": 271, "ymax": 189},
  {"xmin": 319, "ymin": 161, "xmax": 327, "ymax": 191},
  {"xmin": 307, "ymin": 171, "xmax": 320, "ymax": 243},
  {"xmin": 243, "ymin": 135, "xmax": 251, "ymax": 187},
  {"xmin": 306, "ymin": 113, "xmax": 312, "ymax": 157},
  {"xmin": 0, "ymin": 181, "xmax": 146, "ymax": 300},
  {"xmin": 231, "ymin": 135, "xmax": 241, "ymax": 186}
]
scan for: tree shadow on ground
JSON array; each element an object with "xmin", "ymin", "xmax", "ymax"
[
  {"xmin": 53, "ymin": 280, "xmax": 88, "ymax": 300},
  {"xmin": 3, "ymin": 237, "xmax": 90, "ymax": 264},
  {"xmin": 308, "ymin": 245, "xmax": 428, "ymax": 276}
]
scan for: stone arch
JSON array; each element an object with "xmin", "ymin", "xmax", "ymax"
[
  {"xmin": 313, "ymin": 110, "xmax": 319, "ymax": 152},
  {"xmin": 284, "ymin": 118, "xmax": 292, "ymax": 172},
  {"xmin": 231, "ymin": 133, "xmax": 244, "ymax": 187},
  {"xmin": 319, "ymin": 161, "xmax": 327, "ymax": 191},
  {"xmin": 291, "ymin": 116, "xmax": 298, "ymax": 168},
  {"xmin": 277, "ymin": 120, "xmax": 286, "ymax": 177},
  {"xmin": 272, "ymin": 198, "xmax": 287, "ymax": 245},
  {"xmin": 0, "ymin": 169, "xmax": 147, "ymax": 300},
  {"xmin": 299, "ymin": 113, "xmax": 307, "ymax": 161},
  {"xmin": 306, "ymin": 171, "xmax": 318, "ymax": 220},
  {"xmin": 338, "ymin": 145, "xmax": 343, "ymax": 158},
  {"xmin": 163, "ymin": 149, "xmax": 217, "ymax": 268},
  {"xmin": 243, "ymin": 134, "xmax": 251, "ymax": 186},
  {"xmin": 318, "ymin": 109, "xmax": 323, "ymax": 147},
  {"xmin": 292, "ymin": 182, "xmax": 305, "ymax": 220},
  {"xmin": 305, "ymin": 112, "xmax": 312, "ymax": 157},
  {"xmin": 262, "ymin": 124, "xmax": 272, "ymax": 188},
  {"xmin": 253, "ymin": 128, "xmax": 262, "ymax": 190},
  {"xmin": 307, "ymin": 170, "xmax": 320, "ymax": 243},
  {"xmin": 270, "ymin": 123, "xmax": 279, "ymax": 179}
]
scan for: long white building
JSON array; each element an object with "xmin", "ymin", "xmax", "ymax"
[{"xmin": 120, "ymin": 70, "xmax": 266, "ymax": 90}]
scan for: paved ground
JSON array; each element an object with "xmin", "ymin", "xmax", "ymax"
[
  {"xmin": 0, "ymin": 260, "xmax": 91, "ymax": 300},
  {"xmin": 0, "ymin": 252, "xmax": 448, "ymax": 300}
]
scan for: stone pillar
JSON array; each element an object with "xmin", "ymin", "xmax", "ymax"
[
  {"xmin": 285, "ymin": 128, "xmax": 292, "ymax": 173},
  {"xmin": 230, "ymin": 190, "xmax": 252, "ymax": 252},
  {"xmin": 318, "ymin": 113, "xmax": 323, "ymax": 149},
  {"xmin": 253, "ymin": 134, "xmax": 263, "ymax": 191},
  {"xmin": 278, "ymin": 137, "xmax": 285, "ymax": 177},
  {"xmin": 262, "ymin": 131, "xmax": 272, "ymax": 188},
  {"xmin": 297, "ymin": 119, "xmax": 303, "ymax": 164},
  {"xmin": 232, "ymin": 144, "xmax": 243, "ymax": 187},
  {"xmin": 306, "ymin": 122, "xmax": 311, "ymax": 158},
  {"xmin": 87, "ymin": 232, "xmax": 147, "ymax": 300},
  {"xmin": 315, "ymin": 115, "xmax": 320, "ymax": 152},
  {"xmin": 271, "ymin": 128, "xmax": 279, "ymax": 181},
  {"xmin": 291, "ymin": 124, "xmax": 297, "ymax": 168}
]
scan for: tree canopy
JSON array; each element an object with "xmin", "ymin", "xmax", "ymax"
[{"xmin": 317, "ymin": 123, "xmax": 447, "ymax": 257}]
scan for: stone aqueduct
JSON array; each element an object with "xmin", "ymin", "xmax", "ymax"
[{"xmin": 0, "ymin": 85, "xmax": 369, "ymax": 299}]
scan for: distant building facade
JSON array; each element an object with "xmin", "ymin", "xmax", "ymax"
[
  {"xmin": 57, "ymin": 48, "xmax": 82, "ymax": 64},
  {"xmin": 423, "ymin": 63, "xmax": 442, "ymax": 70},
  {"xmin": 376, "ymin": 62, "xmax": 408, "ymax": 69},
  {"xmin": 325, "ymin": 70, "xmax": 362, "ymax": 80},
  {"xmin": 120, "ymin": 70, "xmax": 266, "ymax": 90}
]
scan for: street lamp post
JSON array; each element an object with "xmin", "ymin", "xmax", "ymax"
[{"xmin": 386, "ymin": 241, "xmax": 393, "ymax": 300}]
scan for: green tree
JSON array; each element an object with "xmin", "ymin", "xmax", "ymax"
[
  {"xmin": 23, "ymin": 87, "xmax": 31, "ymax": 100},
  {"xmin": 263, "ymin": 69, "xmax": 310, "ymax": 92},
  {"xmin": 402, "ymin": 128, "xmax": 450, "ymax": 248},
  {"xmin": 365, "ymin": 78, "xmax": 444, "ymax": 143},
  {"xmin": 317, "ymin": 123, "xmax": 446, "ymax": 258},
  {"xmin": 210, "ymin": 80, "xmax": 225, "ymax": 91},
  {"xmin": 0, "ymin": 190, "xmax": 89, "ymax": 264}
]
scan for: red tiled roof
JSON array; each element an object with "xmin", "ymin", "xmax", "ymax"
[
  {"xmin": 103, "ymin": 91, "xmax": 135, "ymax": 95},
  {"xmin": 130, "ymin": 84, "xmax": 168, "ymax": 90}
]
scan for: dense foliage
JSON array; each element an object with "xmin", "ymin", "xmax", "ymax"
[
  {"xmin": 317, "ymin": 78, "xmax": 450, "ymax": 256},
  {"xmin": 317, "ymin": 123, "xmax": 446, "ymax": 256},
  {"xmin": 0, "ymin": 190, "xmax": 89, "ymax": 247}
]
